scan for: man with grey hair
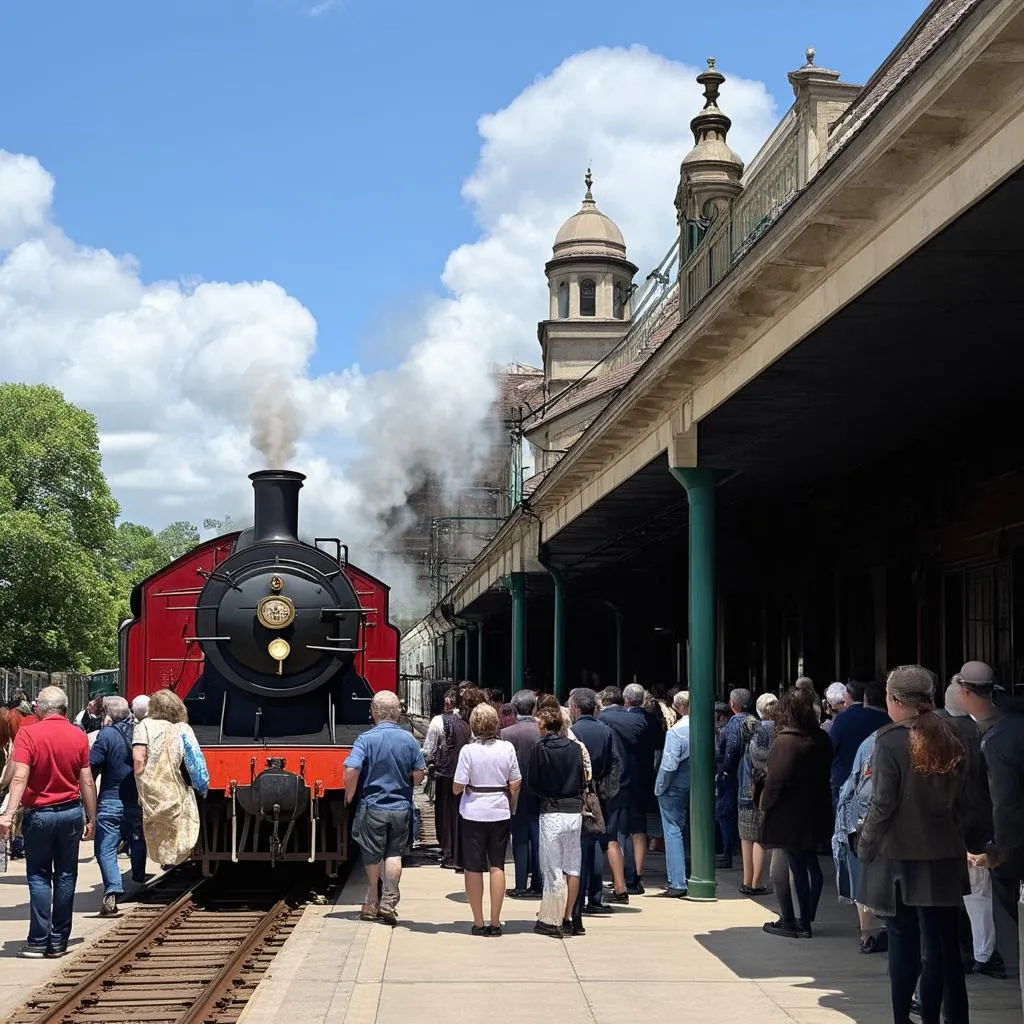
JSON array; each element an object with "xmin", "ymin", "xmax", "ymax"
[
  {"xmin": 655, "ymin": 691, "xmax": 691, "ymax": 897},
  {"xmin": 345, "ymin": 690, "xmax": 426, "ymax": 925},
  {"xmin": 821, "ymin": 682, "xmax": 848, "ymax": 736},
  {"xmin": 0, "ymin": 686, "xmax": 97, "ymax": 958},
  {"xmin": 90, "ymin": 695, "xmax": 148, "ymax": 915},
  {"xmin": 569, "ymin": 687, "xmax": 628, "ymax": 921},
  {"xmin": 715, "ymin": 688, "xmax": 755, "ymax": 870},
  {"xmin": 599, "ymin": 682, "xmax": 661, "ymax": 894},
  {"xmin": 131, "ymin": 694, "xmax": 150, "ymax": 722},
  {"xmin": 501, "ymin": 690, "xmax": 542, "ymax": 898}
]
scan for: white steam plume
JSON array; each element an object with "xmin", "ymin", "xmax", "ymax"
[
  {"xmin": 249, "ymin": 377, "xmax": 301, "ymax": 468},
  {"xmin": 0, "ymin": 47, "xmax": 777, "ymax": 618}
]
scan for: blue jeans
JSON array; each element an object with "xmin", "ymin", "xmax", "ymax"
[
  {"xmin": 510, "ymin": 807, "xmax": 540, "ymax": 892},
  {"xmin": 658, "ymin": 786, "xmax": 689, "ymax": 891},
  {"xmin": 95, "ymin": 800, "xmax": 146, "ymax": 895},
  {"xmin": 22, "ymin": 802, "xmax": 84, "ymax": 952}
]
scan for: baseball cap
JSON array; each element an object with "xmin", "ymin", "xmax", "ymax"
[{"xmin": 954, "ymin": 661, "xmax": 1004, "ymax": 692}]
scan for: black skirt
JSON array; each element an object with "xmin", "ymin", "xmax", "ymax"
[{"xmin": 459, "ymin": 817, "xmax": 510, "ymax": 873}]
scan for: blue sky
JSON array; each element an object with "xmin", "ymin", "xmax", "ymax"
[{"xmin": 0, "ymin": 0, "xmax": 925, "ymax": 377}]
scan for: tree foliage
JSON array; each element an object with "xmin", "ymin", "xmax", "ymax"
[
  {"xmin": 0, "ymin": 384, "xmax": 121, "ymax": 670},
  {"xmin": 158, "ymin": 520, "xmax": 200, "ymax": 560}
]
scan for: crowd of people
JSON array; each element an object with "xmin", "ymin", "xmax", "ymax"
[
  {"xmin": 2, "ymin": 658, "xmax": 1021, "ymax": 1024},
  {"xmin": 342, "ymin": 665, "xmax": 1021, "ymax": 1024},
  {"xmin": 0, "ymin": 686, "xmax": 209, "ymax": 958}
]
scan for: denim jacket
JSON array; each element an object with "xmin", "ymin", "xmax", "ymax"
[{"xmin": 655, "ymin": 718, "xmax": 690, "ymax": 797}]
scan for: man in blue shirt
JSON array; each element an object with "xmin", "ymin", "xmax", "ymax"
[
  {"xmin": 655, "ymin": 691, "xmax": 691, "ymax": 897},
  {"xmin": 345, "ymin": 691, "xmax": 425, "ymax": 925},
  {"xmin": 90, "ymin": 696, "xmax": 148, "ymax": 917}
]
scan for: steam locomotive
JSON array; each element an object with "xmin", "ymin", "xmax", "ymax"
[{"xmin": 120, "ymin": 470, "xmax": 400, "ymax": 876}]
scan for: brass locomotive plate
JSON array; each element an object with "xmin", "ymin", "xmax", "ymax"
[{"xmin": 257, "ymin": 595, "xmax": 295, "ymax": 629}]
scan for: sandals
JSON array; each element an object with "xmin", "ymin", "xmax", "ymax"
[
  {"xmin": 359, "ymin": 904, "xmax": 379, "ymax": 922},
  {"xmin": 739, "ymin": 885, "xmax": 769, "ymax": 897}
]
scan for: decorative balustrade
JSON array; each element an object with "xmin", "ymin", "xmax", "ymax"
[{"xmin": 681, "ymin": 127, "xmax": 800, "ymax": 318}]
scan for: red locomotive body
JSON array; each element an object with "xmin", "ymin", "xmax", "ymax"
[{"xmin": 120, "ymin": 471, "xmax": 400, "ymax": 876}]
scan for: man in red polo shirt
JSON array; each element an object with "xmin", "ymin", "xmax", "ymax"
[{"xmin": 0, "ymin": 686, "xmax": 97, "ymax": 958}]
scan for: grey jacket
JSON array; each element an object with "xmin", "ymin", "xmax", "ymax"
[{"xmin": 858, "ymin": 719, "xmax": 969, "ymax": 911}]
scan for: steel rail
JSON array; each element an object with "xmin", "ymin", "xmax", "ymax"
[
  {"xmin": 28, "ymin": 877, "xmax": 208, "ymax": 1024},
  {"xmin": 180, "ymin": 889, "xmax": 299, "ymax": 1023}
]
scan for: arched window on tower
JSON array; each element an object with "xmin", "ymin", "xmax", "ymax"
[
  {"xmin": 580, "ymin": 278, "xmax": 596, "ymax": 317},
  {"xmin": 613, "ymin": 282, "xmax": 625, "ymax": 319},
  {"xmin": 557, "ymin": 281, "xmax": 569, "ymax": 319}
]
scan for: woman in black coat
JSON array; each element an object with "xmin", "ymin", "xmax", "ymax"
[
  {"xmin": 858, "ymin": 666, "xmax": 968, "ymax": 1024},
  {"xmin": 759, "ymin": 687, "xmax": 834, "ymax": 938}
]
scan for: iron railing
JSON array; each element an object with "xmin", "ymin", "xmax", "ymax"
[
  {"xmin": 602, "ymin": 240, "xmax": 682, "ymax": 374},
  {"xmin": 682, "ymin": 128, "xmax": 800, "ymax": 316},
  {"xmin": 578, "ymin": 125, "xmax": 801, "ymax": 384}
]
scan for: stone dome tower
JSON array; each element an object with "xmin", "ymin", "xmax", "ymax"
[{"xmin": 538, "ymin": 171, "xmax": 638, "ymax": 389}]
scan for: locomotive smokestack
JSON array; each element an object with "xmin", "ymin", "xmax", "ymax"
[{"xmin": 249, "ymin": 470, "xmax": 305, "ymax": 544}]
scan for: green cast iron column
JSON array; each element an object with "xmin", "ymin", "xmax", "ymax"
[
  {"xmin": 460, "ymin": 630, "xmax": 470, "ymax": 682},
  {"xmin": 546, "ymin": 563, "xmax": 567, "ymax": 700},
  {"xmin": 509, "ymin": 573, "xmax": 527, "ymax": 692},
  {"xmin": 671, "ymin": 467, "xmax": 722, "ymax": 901}
]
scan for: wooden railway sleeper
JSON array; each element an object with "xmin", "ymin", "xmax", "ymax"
[{"xmin": 25, "ymin": 877, "xmax": 208, "ymax": 1023}]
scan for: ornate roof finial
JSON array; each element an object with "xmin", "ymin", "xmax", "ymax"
[
  {"xmin": 584, "ymin": 167, "xmax": 593, "ymax": 201},
  {"xmin": 696, "ymin": 57, "xmax": 725, "ymax": 113},
  {"xmin": 805, "ymin": 46, "xmax": 815, "ymax": 66}
]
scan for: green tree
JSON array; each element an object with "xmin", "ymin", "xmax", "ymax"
[
  {"xmin": 114, "ymin": 522, "xmax": 172, "ymax": 585},
  {"xmin": 0, "ymin": 384, "xmax": 121, "ymax": 669},
  {"xmin": 158, "ymin": 520, "xmax": 200, "ymax": 559}
]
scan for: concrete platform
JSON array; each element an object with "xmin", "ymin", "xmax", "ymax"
[
  {"xmin": 239, "ymin": 850, "xmax": 1021, "ymax": 1024},
  {"xmin": 0, "ymin": 848, "xmax": 163, "ymax": 1020}
]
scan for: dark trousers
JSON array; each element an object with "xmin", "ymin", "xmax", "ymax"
[
  {"xmin": 574, "ymin": 832, "xmax": 599, "ymax": 921},
  {"xmin": 771, "ymin": 848, "xmax": 823, "ymax": 926},
  {"xmin": 509, "ymin": 807, "xmax": 540, "ymax": 892},
  {"xmin": 23, "ymin": 804, "xmax": 85, "ymax": 952},
  {"xmin": 888, "ymin": 885, "xmax": 969, "ymax": 1024},
  {"xmin": 716, "ymin": 784, "xmax": 738, "ymax": 863},
  {"xmin": 992, "ymin": 870, "xmax": 1021, "ymax": 980},
  {"xmin": 434, "ymin": 777, "xmax": 460, "ymax": 867}
]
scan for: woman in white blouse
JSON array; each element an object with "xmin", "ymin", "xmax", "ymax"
[{"xmin": 453, "ymin": 703, "xmax": 522, "ymax": 936}]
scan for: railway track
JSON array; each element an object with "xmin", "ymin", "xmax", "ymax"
[{"xmin": 9, "ymin": 870, "xmax": 313, "ymax": 1024}]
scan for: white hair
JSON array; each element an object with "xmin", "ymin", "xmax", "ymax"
[
  {"xmin": 623, "ymin": 683, "xmax": 646, "ymax": 707},
  {"xmin": 103, "ymin": 696, "xmax": 131, "ymax": 722},
  {"xmin": 371, "ymin": 690, "xmax": 401, "ymax": 722},
  {"xmin": 825, "ymin": 682, "xmax": 848, "ymax": 710},
  {"xmin": 131, "ymin": 694, "xmax": 150, "ymax": 720},
  {"xmin": 35, "ymin": 686, "xmax": 68, "ymax": 716}
]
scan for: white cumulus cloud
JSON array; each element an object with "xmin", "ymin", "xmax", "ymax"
[{"xmin": 0, "ymin": 46, "xmax": 776, "ymax": 615}]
